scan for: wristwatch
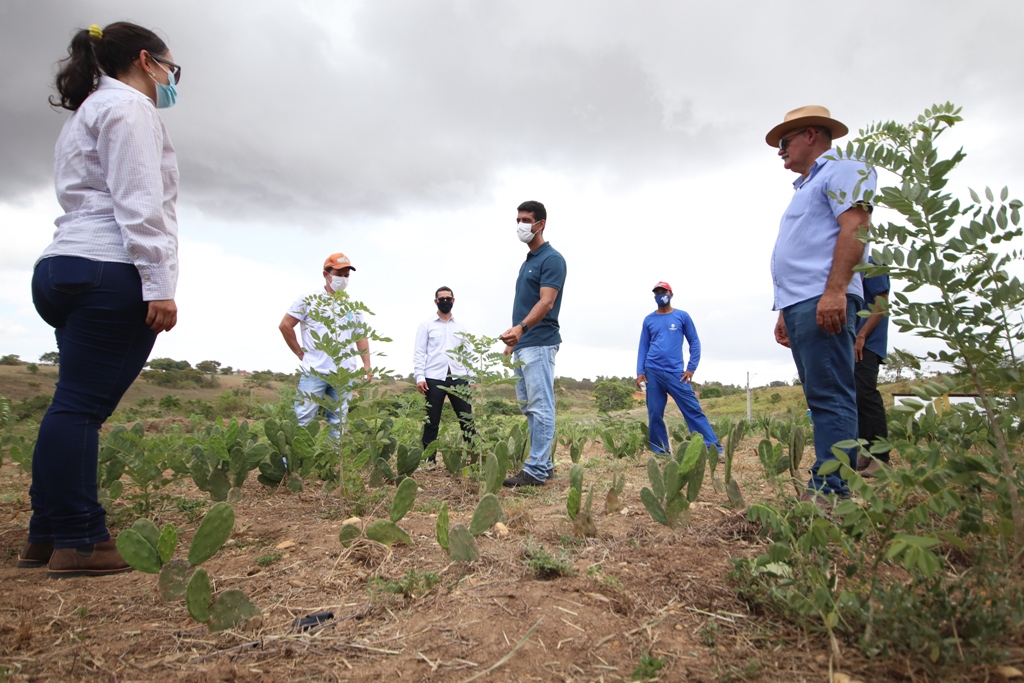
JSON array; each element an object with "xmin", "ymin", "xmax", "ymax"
[{"xmin": 519, "ymin": 322, "xmax": 529, "ymax": 332}]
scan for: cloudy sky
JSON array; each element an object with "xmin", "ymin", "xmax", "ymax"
[{"xmin": 2, "ymin": 0, "xmax": 1022, "ymax": 386}]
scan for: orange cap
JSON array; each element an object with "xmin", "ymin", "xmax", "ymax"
[{"xmin": 324, "ymin": 253, "xmax": 356, "ymax": 271}]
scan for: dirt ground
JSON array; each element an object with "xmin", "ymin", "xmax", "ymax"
[{"xmin": 0, "ymin": 441, "xmax": 1020, "ymax": 683}]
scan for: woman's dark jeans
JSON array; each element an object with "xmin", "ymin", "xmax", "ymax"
[{"xmin": 29, "ymin": 257, "xmax": 156, "ymax": 548}]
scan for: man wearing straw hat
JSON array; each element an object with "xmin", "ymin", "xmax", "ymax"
[{"xmin": 767, "ymin": 106, "xmax": 876, "ymax": 501}]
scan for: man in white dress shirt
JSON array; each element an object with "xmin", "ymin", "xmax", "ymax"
[
  {"xmin": 414, "ymin": 286, "xmax": 475, "ymax": 461},
  {"xmin": 279, "ymin": 253, "xmax": 371, "ymax": 437}
]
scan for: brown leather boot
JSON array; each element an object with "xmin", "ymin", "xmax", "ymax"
[
  {"xmin": 47, "ymin": 539, "xmax": 132, "ymax": 578},
  {"xmin": 17, "ymin": 541, "xmax": 54, "ymax": 568}
]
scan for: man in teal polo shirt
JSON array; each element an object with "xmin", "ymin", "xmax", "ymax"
[{"xmin": 500, "ymin": 200, "xmax": 567, "ymax": 487}]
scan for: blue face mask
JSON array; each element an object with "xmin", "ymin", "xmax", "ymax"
[
  {"xmin": 655, "ymin": 293, "xmax": 671, "ymax": 306},
  {"xmin": 152, "ymin": 69, "xmax": 178, "ymax": 109}
]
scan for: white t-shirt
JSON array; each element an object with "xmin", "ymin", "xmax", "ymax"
[{"xmin": 287, "ymin": 289, "xmax": 364, "ymax": 375}]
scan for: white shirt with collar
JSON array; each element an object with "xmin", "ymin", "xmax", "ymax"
[
  {"xmin": 288, "ymin": 289, "xmax": 364, "ymax": 375},
  {"xmin": 39, "ymin": 76, "xmax": 179, "ymax": 301},
  {"xmin": 413, "ymin": 314, "xmax": 471, "ymax": 383}
]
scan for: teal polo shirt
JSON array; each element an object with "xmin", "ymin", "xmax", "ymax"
[{"xmin": 512, "ymin": 242, "xmax": 566, "ymax": 348}]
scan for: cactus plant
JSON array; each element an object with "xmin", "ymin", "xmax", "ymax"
[
  {"xmin": 188, "ymin": 502, "xmax": 235, "ymax": 566},
  {"xmin": 640, "ymin": 435, "xmax": 706, "ymax": 529},
  {"xmin": 208, "ymin": 589, "xmax": 261, "ymax": 632},
  {"xmin": 186, "ymin": 567, "xmax": 213, "ymax": 622},
  {"xmin": 567, "ymin": 463, "xmax": 584, "ymax": 520},
  {"xmin": 448, "ymin": 524, "xmax": 479, "ymax": 562},
  {"xmin": 441, "ymin": 446, "xmax": 464, "ymax": 475},
  {"xmin": 390, "ymin": 477, "xmax": 418, "ymax": 522},
  {"xmin": 788, "ymin": 424, "xmax": 806, "ymax": 494},
  {"xmin": 469, "ymin": 493, "xmax": 504, "ymax": 536},
  {"xmin": 509, "ymin": 423, "xmax": 529, "ymax": 471},
  {"xmin": 190, "ymin": 423, "xmax": 269, "ymax": 501},
  {"xmin": 723, "ymin": 421, "xmax": 746, "ymax": 509},
  {"xmin": 572, "ymin": 484, "xmax": 597, "ymax": 537},
  {"xmin": 395, "ymin": 444, "xmax": 422, "ymax": 478},
  {"xmin": 436, "ymin": 501, "xmax": 449, "ymax": 551},
  {"xmin": 365, "ymin": 519, "xmax": 413, "ymax": 546},
  {"xmin": 260, "ymin": 415, "xmax": 316, "ymax": 489},
  {"xmin": 494, "ymin": 441, "xmax": 510, "ymax": 479},
  {"xmin": 116, "ymin": 504, "xmax": 259, "ymax": 633}
]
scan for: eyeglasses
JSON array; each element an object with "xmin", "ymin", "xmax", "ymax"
[
  {"xmin": 778, "ymin": 128, "xmax": 808, "ymax": 150},
  {"xmin": 436, "ymin": 297, "xmax": 454, "ymax": 304},
  {"xmin": 151, "ymin": 55, "xmax": 182, "ymax": 84}
]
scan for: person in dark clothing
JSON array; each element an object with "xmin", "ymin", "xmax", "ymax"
[{"xmin": 855, "ymin": 262, "xmax": 891, "ymax": 477}]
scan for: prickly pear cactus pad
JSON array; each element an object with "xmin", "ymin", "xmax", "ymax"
[{"xmin": 188, "ymin": 502, "xmax": 235, "ymax": 566}]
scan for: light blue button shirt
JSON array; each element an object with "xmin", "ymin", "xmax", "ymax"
[{"xmin": 771, "ymin": 152, "xmax": 877, "ymax": 310}]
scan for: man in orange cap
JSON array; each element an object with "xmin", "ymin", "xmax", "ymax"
[
  {"xmin": 278, "ymin": 253, "xmax": 371, "ymax": 436},
  {"xmin": 767, "ymin": 106, "xmax": 876, "ymax": 501}
]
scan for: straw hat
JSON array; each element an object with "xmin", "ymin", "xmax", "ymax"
[{"xmin": 765, "ymin": 105, "xmax": 848, "ymax": 147}]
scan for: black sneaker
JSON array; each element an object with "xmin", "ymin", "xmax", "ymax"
[{"xmin": 502, "ymin": 470, "xmax": 545, "ymax": 488}]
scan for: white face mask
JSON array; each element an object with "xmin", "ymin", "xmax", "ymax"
[
  {"xmin": 517, "ymin": 221, "xmax": 538, "ymax": 243},
  {"xmin": 330, "ymin": 275, "xmax": 349, "ymax": 292}
]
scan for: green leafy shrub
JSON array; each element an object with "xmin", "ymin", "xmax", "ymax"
[
  {"xmin": 12, "ymin": 394, "xmax": 51, "ymax": 421},
  {"xmin": 523, "ymin": 542, "xmax": 574, "ymax": 579},
  {"xmin": 593, "ymin": 377, "xmax": 635, "ymax": 412}
]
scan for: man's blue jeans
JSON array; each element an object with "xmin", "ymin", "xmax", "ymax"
[
  {"xmin": 514, "ymin": 344, "xmax": 558, "ymax": 481},
  {"xmin": 783, "ymin": 295, "xmax": 860, "ymax": 495},
  {"xmin": 30, "ymin": 257, "xmax": 157, "ymax": 548},
  {"xmin": 295, "ymin": 374, "xmax": 348, "ymax": 439},
  {"xmin": 644, "ymin": 368, "xmax": 722, "ymax": 454}
]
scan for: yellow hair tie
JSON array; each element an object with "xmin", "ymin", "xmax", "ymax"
[{"xmin": 88, "ymin": 24, "xmax": 103, "ymax": 41}]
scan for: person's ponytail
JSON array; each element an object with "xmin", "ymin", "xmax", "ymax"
[
  {"xmin": 51, "ymin": 28, "xmax": 101, "ymax": 111},
  {"xmin": 50, "ymin": 22, "xmax": 168, "ymax": 112}
]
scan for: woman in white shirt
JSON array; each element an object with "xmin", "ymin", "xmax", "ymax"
[{"xmin": 20, "ymin": 22, "xmax": 181, "ymax": 577}]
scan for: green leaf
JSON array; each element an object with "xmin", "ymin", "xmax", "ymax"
[{"xmin": 817, "ymin": 459, "xmax": 842, "ymax": 476}]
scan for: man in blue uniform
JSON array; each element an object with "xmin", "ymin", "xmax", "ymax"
[
  {"xmin": 636, "ymin": 282, "xmax": 722, "ymax": 458},
  {"xmin": 500, "ymin": 200, "xmax": 567, "ymax": 488},
  {"xmin": 767, "ymin": 105, "xmax": 877, "ymax": 500},
  {"xmin": 854, "ymin": 261, "xmax": 890, "ymax": 477}
]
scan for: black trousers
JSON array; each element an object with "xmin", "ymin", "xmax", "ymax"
[
  {"xmin": 855, "ymin": 348, "xmax": 890, "ymax": 462},
  {"xmin": 422, "ymin": 376, "xmax": 475, "ymax": 450}
]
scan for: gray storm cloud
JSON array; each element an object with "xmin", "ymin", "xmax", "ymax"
[{"xmin": 2, "ymin": 0, "xmax": 1023, "ymax": 223}]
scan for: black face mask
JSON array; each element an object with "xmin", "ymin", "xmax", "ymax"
[{"xmin": 437, "ymin": 301, "xmax": 453, "ymax": 314}]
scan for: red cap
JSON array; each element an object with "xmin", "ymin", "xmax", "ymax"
[{"xmin": 652, "ymin": 281, "xmax": 672, "ymax": 293}]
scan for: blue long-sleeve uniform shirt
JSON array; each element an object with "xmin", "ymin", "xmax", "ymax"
[{"xmin": 637, "ymin": 309, "xmax": 701, "ymax": 376}]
